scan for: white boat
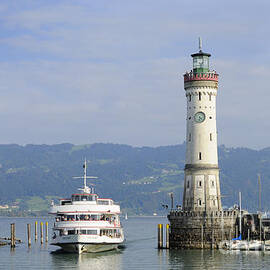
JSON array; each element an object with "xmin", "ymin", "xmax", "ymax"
[
  {"xmin": 219, "ymin": 240, "xmax": 263, "ymax": 251},
  {"xmin": 49, "ymin": 160, "xmax": 125, "ymax": 254}
]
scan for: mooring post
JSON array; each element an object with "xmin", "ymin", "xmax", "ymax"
[
  {"xmin": 158, "ymin": 224, "xmax": 163, "ymax": 249},
  {"xmin": 35, "ymin": 221, "xmax": 38, "ymax": 241},
  {"xmin": 166, "ymin": 224, "xmax": 169, "ymax": 249},
  {"xmin": 264, "ymin": 228, "xmax": 266, "ymax": 251},
  {"xmin": 201, "ymin": 225, "xmax": 204, "ymax": 249},
  {"xmin": 27, "ymin": 224, "xmax": 31, "ymax": 247},
  {"xmin": 45, "ymin": 222, "xmax": 48, "ymax": 242},
  {"xmin": 211, "ymin": 227, "xmax": 214, "ymax": 249},
  {"xmin": 10, "ymin": 223, "xmax": 15, "ymax": 248},
  {"xmin": 40, "ymin": 222, "xmax": 43, "ymax": 244}
]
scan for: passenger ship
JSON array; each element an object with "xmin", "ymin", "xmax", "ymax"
[{"xmin": 49, "ymin": 160, "xmax": 124, "ymax": 253}]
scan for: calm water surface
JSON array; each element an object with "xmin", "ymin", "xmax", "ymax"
[{"xmin": 1, "ymin": 216, "xmax": 270, "ymax": 269}]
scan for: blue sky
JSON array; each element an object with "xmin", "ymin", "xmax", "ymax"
[{"xmin": 0, "ymin": 0, "xmax": 269, "ymax": 149}]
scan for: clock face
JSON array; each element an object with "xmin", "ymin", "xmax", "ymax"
[{"xmin": 194, "ymin": 112, "xmax": 205, "ymax": 123}]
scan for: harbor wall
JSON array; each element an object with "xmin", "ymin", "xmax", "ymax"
[{"xmin": 168, "ymin": 210, "xmax": 239, "ymax": 249}]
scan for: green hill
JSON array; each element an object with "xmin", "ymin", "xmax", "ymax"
[{"xmin": 0, "ymin": 143, "xmax": 269, "ymax": 215}]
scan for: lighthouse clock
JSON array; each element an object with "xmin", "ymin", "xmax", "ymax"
[{"xmin": 182, "ymin": 38, "xmax": 222, "ymax": 212}]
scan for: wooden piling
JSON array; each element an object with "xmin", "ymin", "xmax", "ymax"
[
  {"xmin": 166, "ymin": 224, "xmax": 169, "ymax": 249},
  {"xmin": 40, "ymin": 222, "xmax": 43, "ymax": 244},
  {"xmin": 27, "ymin": 224, "xmax": 31, "ymax": 247},
  {"xmin": 35, "ymin": 221, "xmax": 38, "ymax": 241},
  {"xmin": 10, "ymin": 223, "xmax": 15, "ymax": 248},
  {"xmin": 158, "ymin": 224, "xmax": 163, "ymax": 249},
  {"xmin": 45, "ymin": 222, "xmax": 48, "ymax": 242}
]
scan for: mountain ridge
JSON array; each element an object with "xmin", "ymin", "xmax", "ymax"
[{"xmin": 0, "ymin": 143, "xmax": 268, "ymax": 215}]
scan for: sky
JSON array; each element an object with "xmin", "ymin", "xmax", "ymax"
[{"xmin": 0, "ymin": 0, "xmax": 269, "ymax": 149}]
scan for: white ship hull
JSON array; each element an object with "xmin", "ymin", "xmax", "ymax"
[
  {"xmin": 51, "ymin": 234, "xmax": 124, "ymax": 254},
  {"xmin": 54, "ymin": 243, "xmax": 119, "ymax": 254}
]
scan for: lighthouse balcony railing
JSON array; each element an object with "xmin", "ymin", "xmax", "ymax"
[{"xmin": 184, "ymin": 71, "xmax": 219, "ymax": 82}]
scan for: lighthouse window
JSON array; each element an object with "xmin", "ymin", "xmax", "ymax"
[
  {"xmin": 198, "ymin": 181, "xmax": 202, "ymax": 187},
  {"xmin": 189, "ymin": 133, "xmax": 191, "ymax": 141},
  {"xmin": 210, "ymin": 133, "xmax": 212, "ymax": 141},
  {"xmin": 187, "ymin": 181, "xmax": 190, "ymax": 188},
  {"xmin": 189, "ymin": 95, "xmax": 191, "ymax": 102},
  {"xmin": 209, "ymin": 95, "xmax": 212, "ymax": 101},
  {"xmin": 198, "ymin": 199, "xmax": 202, "ymax": 206},
  {"xmin": 213, "ymin": 200, "xmax": 216, "ymax": 206},
  {"xmin": 199, "ymin": 152, "xmax": 202, "ymax": 160},
  {"xmin": 199, "ymin": 92, "xmax": 201, "ymax": 101}
]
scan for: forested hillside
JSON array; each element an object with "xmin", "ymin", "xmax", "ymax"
[{"xmin": 0, "ymin": 143, "xmax": 269, "ymax": 215}]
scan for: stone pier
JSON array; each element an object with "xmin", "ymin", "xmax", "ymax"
[{"xmin": 168, "ymin": 210, "xmax": 239, "ymax": 249}]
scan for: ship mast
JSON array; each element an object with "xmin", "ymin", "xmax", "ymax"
[{"xmin": 73, "ymin": 158, "xmax": 98, "ymax": 193}]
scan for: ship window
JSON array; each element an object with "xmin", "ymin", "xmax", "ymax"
[
  {"xmin": 75, "ymin": 195, "xmax": 80, "ymax": 201},
  {"xmin": 67, "ymin": 215, "xmax": 75, "ymax": 221},
  {"xmin": 68, "ymin": 230, "xmax": 75, "ymax": 235},
  {"xmin": 91, "ymin": 215, "xmax": 98, "ymax": 221},
  {"xmin": 98, "ymin": 200, "xmax": 110, "ymax": 205},
  {"xmin": 80, "ymin": 230, "xmax": 87, "ymax": 234},
  {"xmin": 87, "ymin": 230, "xmax": 97, "ymax": 235}
]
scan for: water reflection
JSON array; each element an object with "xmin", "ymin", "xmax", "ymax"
[
  {"xmin": 51, "ymin": 249, "xmax": 122, "ymax": 270},
  {"xmin": 157, "ymin": 249, "xmax": 269, "ymax": 270}
]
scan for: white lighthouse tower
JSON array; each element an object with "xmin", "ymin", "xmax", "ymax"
[{"xmin": 182, "ymin": 38, "xmax": 222, "ymax": 212}]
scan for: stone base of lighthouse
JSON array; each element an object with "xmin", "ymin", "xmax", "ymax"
[{"xmin": 168, "ymin": 210, "xmax": 239, "ymax": 249}]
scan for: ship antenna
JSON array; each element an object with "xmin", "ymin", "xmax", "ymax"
[
  {"xmin": 199, "ymin": 37, "xmax": 202, "ymax": 52},
  {"xmin": 73, "ymin": 158, "xmax": 98, "ymax": 193}
]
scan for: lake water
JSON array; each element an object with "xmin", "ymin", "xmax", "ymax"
[{"xmin": 1, "ymin": 216, "xmax": 270, "ymax": 269}]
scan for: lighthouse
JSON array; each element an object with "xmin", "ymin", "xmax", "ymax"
[
  {"xmin": 167, "ymin": 40, "xmax": 241, "ymax": 249},
  {"xmin": 182, "ymin": 38, "xmax": 222, "ymax": 212}
]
